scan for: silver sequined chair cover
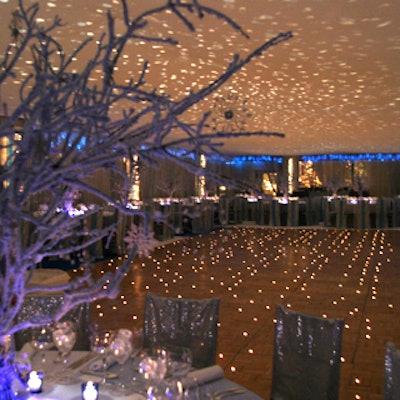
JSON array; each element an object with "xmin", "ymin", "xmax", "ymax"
[
  {"xmin": 14, "ymin": 294, "xmax": 90, "ymax": 351},
  {"xmin": 143, "ymin": 292, "xmax": 220, "ymax": 369},
  {"xmin": 383, "ymin": 342, "xmax": 400, "ymax": 400},
  {"xmin": 271, "ymin": 304, "xmax": 344, "ymax": 400}
]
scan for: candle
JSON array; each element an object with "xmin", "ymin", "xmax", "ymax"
[
  {"xmin": 82, "ymin": 381, "xmax": 99, "ymax": 400},
  {"xmin": 27, "ymin": 371, "xmax": 43, "ymax": 393}
]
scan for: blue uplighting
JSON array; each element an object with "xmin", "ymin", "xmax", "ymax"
[
  {"xmin": 301, "ymin": 153, "xmax": 400, "ymax": 162},
  {"xmin": 225, "ymin": 155, "xmax": 283, "ymax": 165},
  {"xmin": 168, "ymin": 148, "xmax": 196, "ymax": 160}
]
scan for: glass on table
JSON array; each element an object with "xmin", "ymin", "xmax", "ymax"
[
  {"xmin": 51, "ymin": 320, "xmax": 77, "ymax": 384},
  {"xmin": 31, "ymin": 324, "xmax": 53, "ymax": 364},
  {"xmin": 165, "ymin": 345, "xmax": 192, "ymax": 379},
  {"xmin": 90, "ymin": 329, "xmax": 114, "ymax": 357},
  {"xmin": 147, "ymin": 379, "xmax": 184, "ymax": 400},
  {"xmin": 110, "ymin": 329, "xmax": 133, "ymax": 394},
  {"xmin": 138, "ymin": 346, "xmax": 195, "ymax": 400},
  {"xmin": 89, "ymin": 326, "xmax": 115, "ymax": 384},
  {"xmin": 138, "ymin": 347, "xmax": 168, "ymax": 386}
]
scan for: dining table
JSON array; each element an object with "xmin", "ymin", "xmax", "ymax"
[{"xmin": 17, "ymin": 347, "xmax": 263, "ymax": 400}]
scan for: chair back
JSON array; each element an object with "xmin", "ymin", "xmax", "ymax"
[
  {"xmin": 143, "ymin": 292, "xmax": 220, "ymax": 369},
  {"xmin": 383, "ymin": 342, "xmax": 400, "ymax": 400},
  {"xmin": 271, "ymin": 304, "xmax": 344, "ymax": 400},
  {"xmin": 14, "ymin": 293, "xmax": 90, "ymax": 351}
]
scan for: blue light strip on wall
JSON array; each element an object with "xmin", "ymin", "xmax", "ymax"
[
  {"xmin": 300, "ymin": 153, "xmax": 400, "ymax": 162},
  {"xmin": 225, "ymin": 155, "xmax": 283, "ymax": 165},
  {"xmin": 153, "ymin": 149, "xmax": 400, "ymax": 165}
]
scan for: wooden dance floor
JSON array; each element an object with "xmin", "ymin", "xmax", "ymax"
[{"xmin": 82, "ymin": 227, "xmax": 400, "ymax": 400}]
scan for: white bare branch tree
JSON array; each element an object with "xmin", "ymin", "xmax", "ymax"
[{"xmin": 0, "ymin": 0, "xmax": 291, "ymax": 384}]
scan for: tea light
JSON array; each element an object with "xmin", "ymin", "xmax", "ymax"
[
  {"xmin": 27, "ymin": 371, "xmax": 44, "ymax": 393},
  {"xmin": 82, "ymin": 381, "xmax": 99, "ymax": 400}
]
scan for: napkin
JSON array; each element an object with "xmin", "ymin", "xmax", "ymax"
[{"xmin": 182, "ymin": 365, "xmax": 224, "ymax": 389}]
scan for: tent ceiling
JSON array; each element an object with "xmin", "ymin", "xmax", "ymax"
[{"xmin": 0, "ymin": 0, "xmax": 399, "ymax": 155}]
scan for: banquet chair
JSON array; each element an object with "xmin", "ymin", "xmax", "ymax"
[
  {"xmin": 269, "ymin": 198, "xmax": 281, "ymax": 226},
  {"xmin": 14, "ymin": 293, "xmax": 91, "ymax": 351},
  {"xmin": 377, "ymin": 197, "xmax": 392, "ymax": 229},
  {"xmin": 271, "ymin": 304, "xmax": 344, "ymax": 400},
  {"xmin": 287, "ymin": 199, "xmax": 299, "ymax": 226},
  {"xmin": 383, "ymin": 342, "xmax": 400, "ymax": 400},
  {"xmin": 143, "ymin": 292, "xmax": 220, "ymax": 369},
  {"xmin": 323, "ymin": 197, "xmax": 337, "ymax": 227}
]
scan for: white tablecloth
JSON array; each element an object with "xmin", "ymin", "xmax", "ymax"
[
  {"xmin": 33, "ymin": 384, "xmax": 144, "ymax": 400},
  {"xmin": 24, "ymin": 351, "xmax": 145, "ymax": 400},
  {"xmin": 22, "ymin": 350, "xmax": 262, "ymax": 400}
]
